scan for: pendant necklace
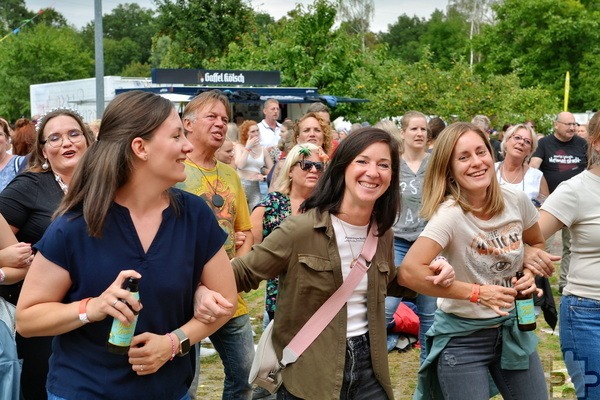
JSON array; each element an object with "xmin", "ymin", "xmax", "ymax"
[
  {"xmin": 187, "ymin": 156, "xmax": 225, "ymax": 208},
  {"xmin": 337, "ymin": 217, "xmax": 363, "ymax": 267},
  {"xmin": 54, "ymin": 174, "xmax": 68, "ymax": 194},
  {"xmin": 500, "ymin": 162, "xmax": 525, "ymax": 191}
]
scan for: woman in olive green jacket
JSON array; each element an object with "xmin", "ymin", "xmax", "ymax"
[{"xmin": 200, "ymin": 127, "xmax": 449, "ymax": 400}]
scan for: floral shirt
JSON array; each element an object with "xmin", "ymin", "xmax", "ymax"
[{"xmin": 257, "ymin": 191, "xmax": 291, "ymax": 316}]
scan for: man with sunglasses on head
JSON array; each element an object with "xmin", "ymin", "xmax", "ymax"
[{"xmin": 530, "ymin": 111, "xmax": 588, "ymax": 294}]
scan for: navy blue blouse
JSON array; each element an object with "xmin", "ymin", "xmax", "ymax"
[{"xmin": 34, "ymin": 189, "xmax": 227, "ymax": 400}]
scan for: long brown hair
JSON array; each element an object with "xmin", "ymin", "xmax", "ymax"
[
  {"xmin": 56, "ymin": 91, "xmax": 175, "ymax": 237},
  {"xmin": 421, "ymin": 122, "xmax": 505, "ymax": 220}
]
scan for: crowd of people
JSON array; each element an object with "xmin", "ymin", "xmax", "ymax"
[{"xmin": 0, "ymin": 91, "xmax": 596, "ymax": 400}]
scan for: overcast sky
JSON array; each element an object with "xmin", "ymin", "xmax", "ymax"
[{"xmin": 24, "ymin": 0, "xmax": 447, "ymax": 33}]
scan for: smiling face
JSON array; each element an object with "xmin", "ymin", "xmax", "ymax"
[
  {"xmin": 144, "ymin": 108, "xmax": 193, "ymax": 184},
  {"xmin": 450, "ymin": 130, "xmax": 494, "ymax": 204},
  {"xmin": 297, "ymin": 117, "xmax": 324, "ymax": 148},
  {"xmin": 184, "ymin": 100, "xmax": 229, "ymax": 153},
  {"xmin": 289, "ymin": 152, "xmax": 323, "ymax": 192},
  {"xmin": 41, "ymin": 115, "xmax": 89, "ymax": 176},
  {"xmin": 341, "ymin": 142, "xmax": 392, "ymax": 210},
  {"xmin": 401, "ymin": 116, "xmax": 428, "ymax": 151}
]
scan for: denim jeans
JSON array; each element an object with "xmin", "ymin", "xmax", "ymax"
[
  {"xmin": 560, "ymin": 295, "xmax": 600, "ymax": 400},
  {"xmin": 210, "ymin": 313, "xmax": 254, "ymax": 400},
  {"xmin": 437, "ymin": 327, "xmax": 547, "ymax": 400},
  {"xmin": 385, "ymin": 238, "xmax": 437, "ymax": 362},
  {"xmin": 277, "ymin": 333, "xmax": 387, "ymax": 400}
]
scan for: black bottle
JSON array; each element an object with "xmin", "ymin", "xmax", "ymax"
[
  {"xmin": 107, "ymin": 277, "xmax": 140, "ymax": 354},
  {"xmin": 515, "ymin": 271, "xmax": 536, "ymax": 331}
]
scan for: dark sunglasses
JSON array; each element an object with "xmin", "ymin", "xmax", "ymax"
[{"xmin": 297, "ymin": 160, "xmax": 324, "ymax": 172}]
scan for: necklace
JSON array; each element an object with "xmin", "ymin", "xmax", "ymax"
[
  {"xmin": 54, "ymin": 174, "xmax": 68, "ymax": 194},
  {"xmin": 500, "ymin": 162, "xmax": 524, "ymax": 184},
  {"xmin": 186, "ymin": 156, "xmax": 224, "ymax": 208},
  {"xmin": 335, "ymin": 216, "xmax": 366, "ymax": 267}
]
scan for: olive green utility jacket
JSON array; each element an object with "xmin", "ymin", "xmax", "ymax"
[{"xmin": 233, "ymin": 208, "xmax": 414, "ymax": 399}]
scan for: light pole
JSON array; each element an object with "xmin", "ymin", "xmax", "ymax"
[{"xmin": 94, "ymin": 0, "xmax": 104, "ymax": 119}]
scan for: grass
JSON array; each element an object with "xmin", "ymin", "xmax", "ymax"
[{"xmin": 196, "ymin": 272, "xmax": 574, "ymax": 399}]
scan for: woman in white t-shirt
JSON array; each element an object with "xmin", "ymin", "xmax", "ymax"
[
  {"xmin": 398, "ymin": 122, "xmax": 549, "ymax": 399},
  {"xmin": 495, "ymin": 123, "xmax": 549, "ymax": 206},
  {"xmin": 532, "ymin": 111, "xmax": 600, "ymax": 400}
]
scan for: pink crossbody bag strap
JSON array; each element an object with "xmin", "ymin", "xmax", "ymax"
[{"xmin": 280, "ymin": 227, "xmax": 378, "ymax": 367}]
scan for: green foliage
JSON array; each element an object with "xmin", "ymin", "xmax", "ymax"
[
  {"xmin": 340, "ymin": 54, "xmax": 557, "ymax": 130},
  {"xmin": 120, "ymin": 61, "xmax": 151, "ymax": 77},
  {"xmin": 0, "ymin": 0, "xmax": 31, "ymax": 36},
  {"xmin": 80, "ymin": 4, "xmax": 157, "ymax": 76},
  {"xmin": 154, "ymin": 0, "xmax": 255, "ymax": 67},
  {"xmin": 474, "ymin": 0, "xmax": 600, "ymax": 111},
  {"xmin": 0, "ymin": 24, "xmax": 93, "ymax": 120}
]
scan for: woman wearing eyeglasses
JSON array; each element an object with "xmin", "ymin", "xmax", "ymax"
[
  {"xmin": 496, "ymin": 124, "xmax": 549, "ymax": 207},
  {"xmin": 0, "ymin": 108, "xmax": 94, "ymax": 400},
  {"xmin": 250, "ymin": 143, "xmax": 325, "ymax": 330}
]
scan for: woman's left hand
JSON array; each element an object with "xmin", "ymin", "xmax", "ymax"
[
  {"xmin": 128, "ymin": 332, "xmax": 173, "ymax": 375},
  {"xmin": 425, "ymin": 257, "xmax": 455, "ymax": 287},
  {"xmin": 523, "ymin": 246, "xmax": 559, "ymax": 277},
  {"xmin": 512, "ymin": 268, "xmax": 538, "ymax": 296}
]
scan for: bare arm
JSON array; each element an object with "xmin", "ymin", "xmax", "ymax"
[
  {"xmin": 17, "ymin": 254, "xmax": 142, "ymax": 337},
  {"xmin": 539, "ymin": 176, "xmax": 550, "ymax": 199},
  {"xmin": 235, "ymin": 229, "xmax": 254, "ymax": 257},
  {"xmin": 0, "ymin": 214, "xmax": 31, "ymax": 284},
  {"xmin": 250, "ymin": 207, "xmax": 265, "ymax": 245},
  {"xmin": 398, "ymin": 237, "xmax": 518, "ymax": 316},
  {"xmin": 529, "ymin": 156, "xmax": 542, "ymax": 169},
  {"xmin": 263, "ymin": 148, "xmax": 274, "ymax": 173}
]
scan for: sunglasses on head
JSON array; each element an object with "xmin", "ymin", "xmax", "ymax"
[{"xmin": 297, "ymin": 160, "xmax": 324, "ymax": 172}]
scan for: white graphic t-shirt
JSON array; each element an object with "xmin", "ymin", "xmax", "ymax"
[{"xmin": 420, "ymin": 186, "xmax": 538, "ymax": 319}]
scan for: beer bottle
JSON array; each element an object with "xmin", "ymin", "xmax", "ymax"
[
  {"xmin": 515, "ymin": 271, "xmax": 536, "ymax": 331},
  {"xmin": 107, "ymin": 277, "xmax": 140, "ymax": 354}
]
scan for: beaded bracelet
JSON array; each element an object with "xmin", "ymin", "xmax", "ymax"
[
  {"xmin": 0, "ymin": 268, "xmax": 5, "ymax": 283},
  {"xmin": 433, "ymin": 256, "xmax": 447, "ymax": 263},
  {"xmin": 166, "ymin": 333, "xmax": 176, "ymax": 361}
]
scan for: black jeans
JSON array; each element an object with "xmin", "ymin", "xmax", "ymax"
[{"xmin": 277, "ymin": 333, "xmax": 388, "ymax": 399}]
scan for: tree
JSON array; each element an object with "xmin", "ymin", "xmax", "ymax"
[
  {"xmin": 336, "ymin": 0, "xmax": 373, "ymax": 50},
  {"xmin": 0, "ymin": 24, "xmax": 93, "ymax": 120},
  {"xmin": 379, "ymin": 14, "xmax": 428, "ymax": 63},
  {"xmin": 0, "ymin": 0, "xmax": 31, "ymax": 36},
  {"xmin": 154, "ymin": 0, "xmax": 254, "ymax": 67},
  {"xmin": 80, "ymin": 4, "xmax": 157, "ymax": 75},
  {"xmin": 473, "ymin": 0, "xmax": 599, "ymax": 111},
  {"xmin": 420, "ymin": 8, "xmax": 470, "ymax": 69}
]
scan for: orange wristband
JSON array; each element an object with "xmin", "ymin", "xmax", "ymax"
[{"xmin": 470, "ymin": 284, "xmax": 480, "ymax": 304}]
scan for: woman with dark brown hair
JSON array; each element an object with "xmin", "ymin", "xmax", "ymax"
[{"xmin": 0, "ymin": 108, "xmax": 94, "ymax": 399}]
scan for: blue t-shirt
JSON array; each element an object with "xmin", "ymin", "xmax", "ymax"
[{"xmin": 34, "ymin": 189, "xmax": 227, "ymax": 400}]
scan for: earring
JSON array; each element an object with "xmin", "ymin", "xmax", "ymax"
[
  {"xmin": 42, "ymin": 158, "xmax": 49, "ymax": 170},
  {"xmin": 144, "ymin": 155, "xmax": 148, "ymax": 161}
]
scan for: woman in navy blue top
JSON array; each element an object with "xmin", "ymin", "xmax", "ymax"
[{"xmin": 14, "ymin": 91, "xmax": 238, "ymax": 400}]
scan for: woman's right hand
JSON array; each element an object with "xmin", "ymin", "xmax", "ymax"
[
  {"xmin": 478, "ymin": 284, "xmax": 518, "ymax": 316},
  {"xmin": 0, "ymin": 242, "xmax": 32, "ymax": 268},
  {"xmin": 246, "ymin": 136, "xmax": 260, "ymax": 148},
  {"xmin": 86, "ymin": 270, "xmax": 143, "ymax": 324}
]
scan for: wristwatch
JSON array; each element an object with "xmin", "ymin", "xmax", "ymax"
[{"xmin": 171, "ymin": 328, "xmax": 190, "ymax": 357}]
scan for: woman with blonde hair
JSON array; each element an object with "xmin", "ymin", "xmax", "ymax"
[
  {"xmin": 235, "ymin": 120, "xmax": 273, "ymax": 210},
  {"xmin": 399, "ymin": 122, "xmax": 548, "ymax": 399},
  {"xmin": 250, "ymin": 143, "xmax": 324, "ymax": 327},
  {"xmin": 497, "ymin": 123, "xmax": 549, "ymax": 206}
]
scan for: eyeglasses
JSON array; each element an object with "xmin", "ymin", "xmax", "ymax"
[
  {"xmin": 510, "ymin": 134, "xmax": 532, "ymax": 146},
  {"xmin": 297, "ymin": 160, "xmax": 324, "ymax": 172},
  {"xmin": 556, "ymin": 121, "xmax": 577, "ymax": 128},
  {"xmin": 42, "ymin": 130, "xmax": 84, "ymax": 148}
]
